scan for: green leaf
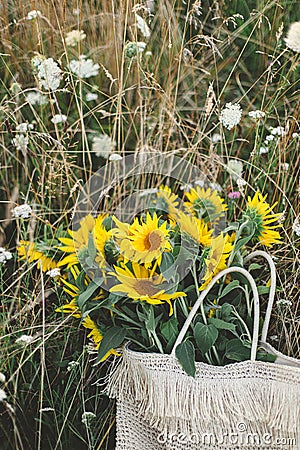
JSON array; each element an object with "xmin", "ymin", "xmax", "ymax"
[
  {"xmin": 208, "ymin": 317, "xmax": 236, "ymax": 332},
  {"xmin": 96, "ymin": 326, "xmax": 127, "ymax": 363},
  {"xmin": 145, "ymin": 306, "xmax": 156, "ymax": 332},
  {"xmin": 220, "ymin": 303, "xmax": 234, "ymax": 321},
  {"xmin": 257, "ymin": 351, "xmax": 276, "ymax": 363},
  {"xmin": 77, "ymin": 282, "xmax": 99, "ymax": 310},
  {"xmin": 257, "ymin": 286, "xmax": 270, "ymax": 295},
  {"xmin": 175, "ymin": 340, "xmax": 196, "ymax": 377},
  {"xmin": 219, "ymin": 280, "xmax": 240, "ymax": 298},
  {"xmin": 194, "ymin": 322, "xmax": 218, "ymax": 354},
  {"xmin": 225, "ymin": 339, "xmax": 251, "ymax": 362},
  {"xmin": 160, "ymin": 316, "xmax": 178, "ymax": 343},
  {"xmin": 234, "ymin": 230, "xmax": 254, "ymax": 252},
  {"xmin": 248, "ymin": 263, "xmax": 263, "ymax": 271},
  {"xmin": 75, "ymin": 270, "xmax": 87, "ymax": 290}
]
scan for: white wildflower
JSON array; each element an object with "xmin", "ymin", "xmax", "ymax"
[
  {"xmin": 282, "ymin": 163, "xmax": 289, "ymax": 171},
  {"xmin": 227, "ymin": 159, "xmax": 243, "ymax": 181},
  {"xmin": 46, "ymin": 268, "xmax": 61, "ymax": 277},
  {"xmin": 91, "ymin": 134, "xmax": 116, "ymax": 158},
  {"xmin": 86, "ymin": 92, "xmax": 98, "ymax": 102},
  {"xmin": 135, "ymin": 14, "xmax": 151, "ymax": 38},
  {"xmin": 292, "ymin": 217, "xmax": 300, "ymax": 237},
  {"xmin": 37, "ymin": 58, "xmax": 63, "ymax": 91},
  {"xmin": 25, "ymin": 90, "xmax": 48, "ymax": 106},
  {"xmin": 67, "ymin": 361, "xmax": 80, "ymax": 372},
  {"xmin": 0, "ymin": 247, "xmax": 13, "ymax": 264},
  {"xmin": 219, "ymin": 102, "xmax": 242, "ymax": 130},
  {"xmin": 284, "ymin": 21, "xmax": 300, "ymax": 53},
  {"xmin": 12, "ymin": 134, "xmax": 29, "ymax": 152},
  {"xmin": 12, "ymin": 204, "xmax": 32, "ymax": 219},
  {"xmin": 0, "ymin": 373, "xmax": 5, "ymax": 383},
  {"xmin": 73, "ymin": 8, "xmax": 80, "ymax": 16},
  {"xmin": 16, "ymin": 123, "xmax": 33, "ymax": 133},
  {"xmin": 51, "ymin": 114, "xmax": 67, "ymax": 124},
  {"xmin": 31, "ymin": 54, "xmax": 44, "ymax": 70},
  {"xmin": 0, "ymin": 389, "xmax": 7, "ymax": 402},
  {"xmin": 109, "ymin": 153, "xmax": 122, "ymax": 161},
  {"xmin": 270, "ymin": 126, "xmax": 286, "ymax": 136},
  {"xmin": 276, "ymin": 299, "xmax": 292, "ymax": 307},
  {"xmin": 236, "ymin": 177, "xmax": 247, "ymax": 190},
  {"xmin": 69, "ymin": 55, "xmax": 100, "ymax": 78},
  {"xmin": 265, "ymin": 134, "xmax": 275, "ymax": 142},
  {"xmin": 26, "ymin": 10, "xmax": 41, "ymax": 20},
  {"xmin": 81, "ymin": 411, "xmax": 96, "ymax": 426},
  {"xmin": 248, "ymin": 110, "xmax": 265, "ymax": 119},
  {"xmin": 292, "ymin": 132, "xmax": 299, "ymax": 138},
  {"xmin": 211, "ymin": 132, "xmax": 221, "ymax": 143},
  {"xmin": 16, "ymin": 335, "xmax": 35, "ymax": 345},
  {"xmin": 65, "ymin": 30, "xmax": 86, "ymax": 47},
  {"xmin": 259, "ymin": 146, "xmax": 269, "ymax": 155},
  {"xmin": 269, "ymin": 335, "xmax": 279, "ymax": 341}
]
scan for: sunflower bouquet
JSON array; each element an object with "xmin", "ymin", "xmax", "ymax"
[{"xmin": 18, "ymin": 184, "xmax": 282, "ymax": 373}]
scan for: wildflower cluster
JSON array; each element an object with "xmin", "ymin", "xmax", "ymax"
[
  {"xmin": 34, "ymin": 57, "xmax": 63, "ymax": 91},
  {"xmin": 17, "ymin": 184, "xmax": 282, "ymax": 372},
  {"xmin": 69, "ymin": 55, "xmax": 100, "ymax": 78}
]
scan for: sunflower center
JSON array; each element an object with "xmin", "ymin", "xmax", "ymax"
[
  {"xmin": 134, "ymin": 279, "xmax": 159, "ymax": 296},
  {"xmin": 144, "ymin": 230, "xmax": 163, "ymax": 251}
]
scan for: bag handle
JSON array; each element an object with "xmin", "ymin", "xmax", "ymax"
[
  {"xmin": 171, "ymin": 266, "xmax": 260, "ymax": 361},
  {"xmin": 244, "ymin": 250, "xmax": 276, "ymax": 344}
]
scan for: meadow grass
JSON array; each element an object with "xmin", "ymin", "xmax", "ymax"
[{"xmin": 0, "ymin": 0, "xmax": 299, "ymax": 448}]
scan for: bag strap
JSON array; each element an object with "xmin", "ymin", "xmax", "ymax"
[
  {"xmin": 171, "ymin": 266, "xmax": 260, "ymax": 361},
  {"xmin": 244, "ymin": 250, "xmax": 276, "ymax": 344}
]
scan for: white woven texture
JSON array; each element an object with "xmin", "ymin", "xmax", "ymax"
[
  {"xmin": 116, "ymin": 398, "xmax": 299, "ymax": 450},
  {"xmin": 110, "ymin": 348, "xmax": 300, "ymax": 450}
]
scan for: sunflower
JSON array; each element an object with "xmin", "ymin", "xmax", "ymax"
[
  {"xmin": 184, "ymin": 186, "xmax": 227, "ymax": 223},
  {"xmin": 56, "ymin": 266, "xmax": 103, "ymax": 318},
  {"xmin": 177, "ymin": 211, "xmax": 213, "ymax": 247},
  {"xmin": 17, "ymin": 240, "xmax": 57, "ymax": 272},
  {"xmin": 110, "ymin": 262, "xmax": 185, "ymax": 315},
  {"xmin": 243, "ymin": 192, "xmax": 282, "ymax": 247},
  {"xmin": 117, "ymin": 212, "xmax": 172, "ymax": 268},
  {"xmin": 55, "ymin": 277, "xmax": 82, "ymax": 318},
  {"xmin": 82, "ymin": 316, "xmax": 119, "ymax": 361},
  {"xmin": 57, "ymin": 214, "xmax": 95, "ymax": 268},
  {"xmin": 155, "ymin": 185, "xmax": 179, "ymax": 217},
  {"xmin": 200, "ymin": 234, "xmax": 233, "ymax": 289}
]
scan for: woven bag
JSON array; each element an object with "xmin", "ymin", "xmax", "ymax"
[{"xmin": 107, "ymin": 251, "xmax": 300, "ymax": 450}]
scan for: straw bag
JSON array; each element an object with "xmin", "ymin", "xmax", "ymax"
[{"xmin": 107, "ymin": 251, "xmax": 300, "ymax": 450}]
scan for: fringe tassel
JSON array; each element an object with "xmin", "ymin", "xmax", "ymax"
[{"xmin": 106, "ymin": 348, "xmax": 300, "ymax": 437}]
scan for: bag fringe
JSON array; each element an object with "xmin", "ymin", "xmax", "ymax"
[{"xmin": 106, "ymin": 348, "xmax": 300, "ymax": 436}]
